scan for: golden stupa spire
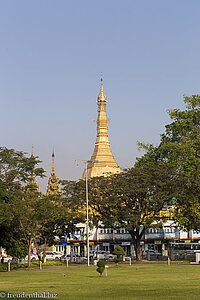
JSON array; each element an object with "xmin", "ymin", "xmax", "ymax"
[
  {"xmin": 97, "ymin": 73, "xmax": 107, "ymax": 103},
  {"xmin": 82, "ymin": 76, "xmax": 121, "ymax": 179},
  {"xmin": 46, "ymin": 151, "xmax": 61, "ymax": 196},
  {"xmin": 52, "ymin": 151, "xmax": 55, "ymax": 173}
]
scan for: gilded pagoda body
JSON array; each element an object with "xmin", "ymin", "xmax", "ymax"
[
  {"xmin": 46, "ymin": 152, "xmax": 61, "ymax": 196},
  {"xmin": 82, "ymin": 77, "xmax": 121, "ymax": 179}
]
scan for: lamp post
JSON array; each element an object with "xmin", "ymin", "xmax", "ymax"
[{"xmin": 75, "ymin": 159, "xmax": 99, "ymax": 266}]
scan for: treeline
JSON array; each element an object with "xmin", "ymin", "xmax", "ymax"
[{"xmin": 1, "ymin": 95, "xmax": 200, "ymax": 261}]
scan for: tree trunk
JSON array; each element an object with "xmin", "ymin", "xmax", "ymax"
[
  {"xmin": 130, "ymin": 228, "xmax": 145, "ymax": 261},
  {"xmin": 130, "ymin": 231, "xmax": 142, "ymax": 261},
  {"xmin": 133, "ymin": 239, "xmax": 142, "ymax": 261},
  {"xmin": 28, "ymin": 238, "xmax": 32, "ymax": 269},
  {"xmin": 42, "ymin": 238, "xmax": 47, "ymax": 263}
]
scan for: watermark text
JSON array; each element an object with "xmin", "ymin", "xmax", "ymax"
[{"xmin": 0, "ymin": 291, "xmax": 57, "ymax": 298}]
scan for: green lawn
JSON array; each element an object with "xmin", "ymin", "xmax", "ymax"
[{"xmin": 0, "ymin": 264, "xmax": 200, "ymax": 299}]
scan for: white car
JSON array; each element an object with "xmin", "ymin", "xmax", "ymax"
[
  {"xmin": 24, "ymin": 254, "xmax": 39, "ymax": 262},
  {"xmin": 142, "ymin": 250, "xmax": 161, "ymax": 256},
  {"xmin": 44, "ymin": 252, "xmax": 62, "ymax": 261},
  {"xmin": 104, "ymin": 253, "xmax": 117, "ymax": 260}
]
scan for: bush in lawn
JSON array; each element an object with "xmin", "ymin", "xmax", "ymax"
[
  {"xmin": 112, "ymin": 246, "xmax": 125, "ymax": 263},
  {"xmin": 96, "ymin": 260, "xmax": 106, "ymax": 276},
  {"xmin": 114, "ymin": 257, "xmax": 121, "ymax": 264}
]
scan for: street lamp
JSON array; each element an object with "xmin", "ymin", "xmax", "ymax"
[{"xmin": 75, "ymin": 159, "xmax": 99, "ymax": 266}]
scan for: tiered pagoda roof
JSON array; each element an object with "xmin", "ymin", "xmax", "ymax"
[
  {"xmin": 46, "ymin": 152, "xmax": 61, "ymax": 196},
  {"xmin": 82, "ymin": 76, "xmax": 121, "ymax": 179}
]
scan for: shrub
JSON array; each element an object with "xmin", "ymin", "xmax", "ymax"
[
  {"xmin": 97, "ymin": 261, "xmax": 106, "ymax": 267},
  {"xmin": 96, "ymin": 260, "xmax": 106, "ymax": 276},
  {"xmin": 115, "ymin": 258, "xmax": 121, "ymax": 264},
  {"xmin": 112, "ymin": 246, "xmax": 125, "ymax": 256},
  {"xmin": 112, "ymin": 246, "xmax": 125, "ymax": 263}
]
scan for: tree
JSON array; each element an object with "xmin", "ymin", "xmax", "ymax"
[
  {"xmin": 60, "ymin": 179, "xmax": 87, "ymax": 235},
  {"xmin": 0, "ymin": 147, "xmax": 45, "ymax": 264},
  {"xmin": 13, "ymin": 190, "xmax": 62, "ymax": 267},
  {"xmin": 112, "ymin": 246, "xmax": 125, "ymax": 263},
  {"xmin": 8, "ymin": 181, "xmax": 84, "ymax": 268},
  {"xmin": 0, "ymin": 221, "xmax": 28, "ymax": 259},
  {"xmin": 9, "ymin": 178, "xmax": 86, "ymax": 268},
  {"xmin": 86, "ymin": 162, "xmax": 173, "ymax": 261},
  {"xmin": 138, "ymin": 95, "xmax": 200, "ymax": 232},
  {"xmin": 96, "ymin": 260, "xmax": 106, "ymax": 276}
]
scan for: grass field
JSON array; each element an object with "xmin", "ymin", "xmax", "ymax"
[{"xmin": 0, "ymin": 264, "xmax": 200, "ymax": 299}]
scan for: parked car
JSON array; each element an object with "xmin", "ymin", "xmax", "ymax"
[
  {"xmin": 104, "ymin": 253, "xmax": 117, "ymax": 260},
  {"xmin": 24, "ymin": 254, "xmax": 39, "ymax": 262},
  {"xmin": 96, "ymin": 250, "xmax": 108, "ymax": 259},
  {"xmin": 79, "ymin": 256, "xmax": 87, "ymax": 263},
  {"xmin": 44, "ymin": 252, "xmax": 61, "ymax": 261},
  {"xmin": 60, "ymin": 254, "xmax": 87, "ymax": 263},
  {"xmin": 142, "ymin": 250, "xmax": 161, "ymax": 256},
  {"xmin": 60, "ymin": 254, "xmax": 70, "ymax": 262}
]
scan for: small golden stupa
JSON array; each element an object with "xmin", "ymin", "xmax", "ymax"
[{"xmin": 46, "ymin": 152, "xmax": 61, "ymax": 196}]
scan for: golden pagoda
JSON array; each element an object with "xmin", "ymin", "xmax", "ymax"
[
  {"xmin": 82, "ymin": 76, "xmax": 121, "ymax": 179},
  {"xmin": 46, "ymin": 152, "xmax": 62, "ymax": 196}
]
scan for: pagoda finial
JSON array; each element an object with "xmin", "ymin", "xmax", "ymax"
[
  {"xmin": 97, "ymin": 73, "xmax": 107, "ymax": 103},
  {"xmin": 52, "ymin": 151, "xmax": 55, "ymax": 173}
]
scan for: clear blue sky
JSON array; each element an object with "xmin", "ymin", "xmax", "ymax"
[{"xmin": 1, "ymin": 0, "xmax": 200, "ymax": 191}]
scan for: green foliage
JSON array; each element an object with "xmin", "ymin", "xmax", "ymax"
[
  {"xmin": 0, "ymin": 147, "xmax": 45, "ymax": 187},
  {"xmin": 0, "ymin": 148, "xmax": 86, "ymax": 267},
  {"xmin": 96, "ymin": 260, "xmax": 106, "ymax": 276},
  {"xmin": 5, "ymin": 239, "xmax": 28, "ymax": 259},
  {"xmin": 112, "ymin": 246, "xmax": 125, "ymax": 258},
  {"xmin": 59, "ymin": 179, "xmax": 89, "ymax": 238},
  {"xmin": 85, "ymin": 162, "xmax": 173, "ymax": 261},
  {"xmin": 113, "ymin": 246, "xmax": 125, "ymax": 263},
  {"xmin": 137, "ymin": 95, "xmax": 200, "ymax": 231},
  {"xmin": 0, "ymin": 147, "xmax": 46, "ymax": 263},
  {"xmin": 97, "ymin": 260, "xmax": 106, "ymax": 267},
  {"xmin": 114, "ymin": 258, "xmax": 120, "ymax": 264}
]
